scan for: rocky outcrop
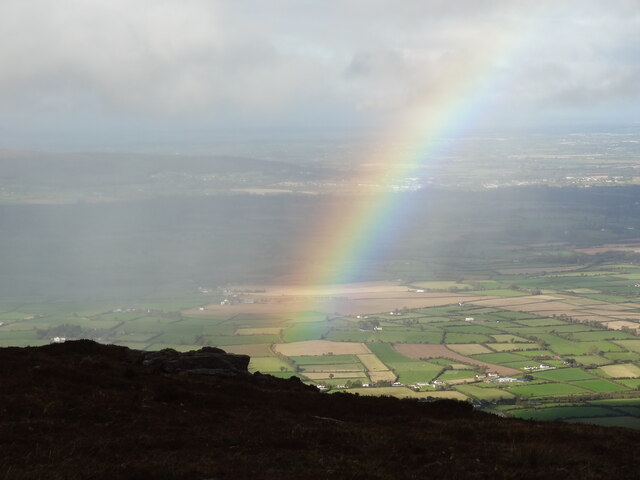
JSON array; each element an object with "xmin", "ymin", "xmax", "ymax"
[
  {"xmin": 40, "ymin": 340, "xmax": 251, "ymax": 377},
  {"xmin": 141, "ymin": 346, "xmax": 250, "ymax": 377}
]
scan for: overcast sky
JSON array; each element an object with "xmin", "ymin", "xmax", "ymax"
[{"xmin": 1, "ymin": 0, "xmax": 639, "ymax": 149}]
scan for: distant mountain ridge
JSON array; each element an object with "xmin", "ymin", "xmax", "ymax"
[{"xmin": 0, "ymin": 150, "xmax": 327, "ymax": 189}]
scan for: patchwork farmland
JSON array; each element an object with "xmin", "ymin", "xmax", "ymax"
[{"xmin": 2, "ymin": 264, "xmax": 640, "ymax": 427}]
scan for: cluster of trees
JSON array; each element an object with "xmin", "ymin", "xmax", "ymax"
[{"xmin": 357, "ymin": 318, "xmax": 380, "ymax": 330}]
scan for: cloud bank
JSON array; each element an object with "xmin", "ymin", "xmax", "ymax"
[{"xmin": 1, "ymin": 0, "xmax": 639, "ymax": 138}]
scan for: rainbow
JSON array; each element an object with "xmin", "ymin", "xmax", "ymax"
[{"xmin": 293, "ymin": 14, "xmax": 545, "ymax": 292}]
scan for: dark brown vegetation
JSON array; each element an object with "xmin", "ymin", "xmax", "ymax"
[{"xmin": 1, "ymin": 341, "xmax": 638, "ymax": 479}]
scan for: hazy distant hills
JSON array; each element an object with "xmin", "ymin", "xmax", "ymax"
[
  {"xmin": 0, "ymin": 149, "xmax": 316, "ymax": 176},
  {"xmin": 0, "ymin": 150, "xmax": 330, "ymax": 202},
  {"xmin": 3, "ymin": 130, "xmax": 640, "ymax": 203}
]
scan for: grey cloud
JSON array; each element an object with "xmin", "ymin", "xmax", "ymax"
[{"xmin": 0, "ymin": 0, "xmax": 639, "ymax": 132}]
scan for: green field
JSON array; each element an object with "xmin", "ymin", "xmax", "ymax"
[
  {"xmin": 0, "ymin": 332, "xmax": 45, "ymax": 347},
  {"xmin": 282, "ymin": 322, "xmax": 327, "ymax": 342},
  {"xmin": 613, "ymin": 340, "xmax": 640, "ymax": 353},
  {"xmin": 207, "ymin": 334, "xmax": 281, "ymax": 346},
  {"xmin": 604, "ymin": 351, "xmax": 640, "ymax": 362},
  {"xmin": 533, "ymin": 368, "xmax": 597, "ymax": 382},
  {"xmin": 534, "ymin": 334, "xmax": 623, "ymax": 355},
  {"xmin": 367, "ymin": 343, "xmax": 414, "ymax": 364},
  {"xmin": 394, "ymin": 362, "xmax": 443, "ymax": 384},
  {"xmin": 249, "ymin": 357, "xmax": 293, "ymax": 373},
  {"xmin": 437, "ymin": 370, "xmax": 477, "ymax": 382},
  {"xmin": 445, "ymin": 325, "xmax": 501, "ymax": 335},
  {"xmin": 589, "ymin": 398, "xmax": 640, "ymax": 407},
  {"xmin": 444, "ymin": 332, "xmax": 493, "ymax": 344},
  {"xmin": 513, "ymin": 349, "xmax": 556, "ymax": 358},
  {"xmin": 619, "ymin": 378, "xmax": 640, "ymax": 389},
  {"xmin": 490, "ymin": 334, "xmax": 532, "ymax": 343},
  {"xmin": 509, "ymin": 383, "xmax": 591, "ymax": 398},
  {"xmin": 376, "ymin": 331, "xmax": 443, "ymax": 343},
  {"xmin": 510, "ymin": 406, "xmax": 616, "ymax": 421},
  {"xmin": 455, "ymin": 385, "xmax": 515, "ymax": 401},
  {"xmin": 567, "ymin": 355, "xmax": 609, "ymax": 366},
  {"xmin": 518, "ymin": 318, "xmax": 567, "ymax": 327},
  {"xmin": 570, "ymin": 379, "xmax": 628, "ymax": 393},
  {"xmin": 570, "ymin": 331, "xmax": 636, "ymax": 341}
]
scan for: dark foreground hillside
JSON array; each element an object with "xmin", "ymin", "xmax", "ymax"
[{"xmin": 1, "ymin": 341, "xmax": 638, "ymax": 479}]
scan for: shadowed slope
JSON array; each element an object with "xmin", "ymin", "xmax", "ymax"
[{"xmin": 1, "ymin": 341, "xmax": 638, "ymax": 479}]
